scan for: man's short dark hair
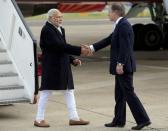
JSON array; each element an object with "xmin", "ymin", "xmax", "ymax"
[{"xmin": 111, "ymin": 3, "xmax": 125, "ymax": 16}]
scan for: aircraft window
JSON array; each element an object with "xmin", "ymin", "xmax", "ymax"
[{"xmin": 136, "ymin": 7, "xmax": 151, "ymax": 17}]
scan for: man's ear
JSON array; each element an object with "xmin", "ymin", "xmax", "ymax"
[{"xmin": 48, "ymin": 16, "xmax": 52, "ymax": 21}]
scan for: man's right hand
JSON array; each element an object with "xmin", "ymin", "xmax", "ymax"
[
  {"xmin": 81, "ymin": 45, "xmax": 93, "ymax": 56},
  {"xmin": 116, "ymin": 63, "xmax": 124, "ymax": 75}
]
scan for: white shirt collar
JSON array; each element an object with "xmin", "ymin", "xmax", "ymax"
[{"xmin": 115, "ymin": 17, "xmax": 123, "ymax": 25}]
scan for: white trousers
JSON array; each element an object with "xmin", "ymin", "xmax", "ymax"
[{"xmin": 36, "ymin": 90, "xmax": 79, "ymax": 121}]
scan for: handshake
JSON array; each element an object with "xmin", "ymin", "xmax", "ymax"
[{"xmin": 80, "ymin": 45, "xmax": 93, "ymax": 56}]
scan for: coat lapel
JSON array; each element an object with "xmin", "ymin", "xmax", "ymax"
[
  {"xmin": 111, "ymin": 18, "xmax": 126, "ymax": 46},
  {"xmin": 61, "ymin": 27, "xmax": 66, "ymax": 42}
]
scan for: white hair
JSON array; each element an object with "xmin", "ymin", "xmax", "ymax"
[{"xmin": 47, "ymin": 8, "xmax": 60, "ymax": 20}]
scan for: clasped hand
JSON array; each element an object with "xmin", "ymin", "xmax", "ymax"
[{"xmin": 81, "ymin": 45, "xmax": 93, "ymax": 56}]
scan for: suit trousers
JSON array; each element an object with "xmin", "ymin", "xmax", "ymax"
[
  {"xmin": 36, "ymin": 90, "xmax": 79, "ymax": 121},
  {"xmin": 112, "ymin": 73, "xmax": 150, "ymax": 125}
]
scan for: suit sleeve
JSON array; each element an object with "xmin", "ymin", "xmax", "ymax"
[
  {"xmin": 117, "ymin": 25, "xmax": 130, "ymax": 64},
  {"xmin": 93, "ymin": 33, "xmax": 112, "ymax": 52},
  {"xmin": 69, "ymin": 56, "xmax": 75, "ymax": 64},
  {"xmin": 40, "ymin": 28, "xmax": 81, "ymax": 56}
]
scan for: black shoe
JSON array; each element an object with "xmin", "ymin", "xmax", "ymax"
[
  {"xmin": 105, "ymin": 122, "xmax": 125, "ymax": 128},
  {"xmin": 132, "ymin": 121, "xmax": 151, "ymax": 130}
]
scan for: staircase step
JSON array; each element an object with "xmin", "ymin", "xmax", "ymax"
[
  {"xmin": 0, "ymin": 52, "xmax": 9, "ymax": 61},
  {"xmin": 0, "ymin": 44, "xmax": 5, "ymax": 49},
  {"xmin": 0, "ymin": 88, "xmax": 26, "ymax": 102},
  {"xmin": 0, "ymin": 72, "xmax": 18, "ymax": 77},
  {"xmin": 0, "ymin": 85, "xmax": 24, "ymax": 90},
  {"xmin": 0, "ymin": 60, "xmax": 12, "ymax": 65},
  {"xmin": 0, "ymin": 75, "xmax": 22, "ymax": 86},
  {"xmin": 0, "ymin": 49, "xmax": 6, "ymax": 53},
  {"xmin": 0, "ymin": 63, "xmax": 15, "ymax": 73},
  {"xmin": 0, "ymin": 97, "xmax": 30, "ymax": 104}
]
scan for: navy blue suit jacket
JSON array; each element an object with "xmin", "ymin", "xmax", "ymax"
[{"xmin": 93, "ymin": 18, "xmax": 136, "ymax": 75}]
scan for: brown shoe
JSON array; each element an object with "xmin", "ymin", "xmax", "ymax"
[
  {"xmin": 34, "ymin": 120, "xmax": 50, "ymax": 127},
  {"xmin": 69, "ymin": 119, "xmax": 90, "ymax": 126}
]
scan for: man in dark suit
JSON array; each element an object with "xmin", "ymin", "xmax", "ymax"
[
  {"xmin": 88, "ymin": 3, "xmax": 151, "ymax": 130},
  {"xmin": 34, "ymin": 9, "xmax": 90, "ymax": 127}
]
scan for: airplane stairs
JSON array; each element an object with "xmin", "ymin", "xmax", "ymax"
[{"xmin": 0, "ymin": 0, "xmax": 38, "ymax": 104}]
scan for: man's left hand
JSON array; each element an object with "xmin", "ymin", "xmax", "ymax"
[
  {"xmin": 73, "ymin": 59, "xmax": 82, "ymax": 66},
  {"xmin": 30, "ymin": 95, "xmax": 38, "ymax": 104},
  {"xmin": 116, "ymin": 64, "xmax": 124, "ymax": 75}
]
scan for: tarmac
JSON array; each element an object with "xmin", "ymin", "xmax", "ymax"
[{"xmin": 0, "ymin": 18, "xmax": 168, "ymax": 131}]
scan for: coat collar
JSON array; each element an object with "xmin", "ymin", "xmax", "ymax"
[
  {"xmin": 46, "ymin": 22, "xmax": 66, "ymax": 41},
  {"xmin": 113, "ymin": 17, "xmax": 126, "ymax": 32},
  {"xmin": 115, "ymin": 17, "xmax": 123, "ymax": 25}
]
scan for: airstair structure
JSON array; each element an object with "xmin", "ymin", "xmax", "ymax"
[{"xmin": 0, "ymin": 0, "xmax": 38, "ymax": 104}]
